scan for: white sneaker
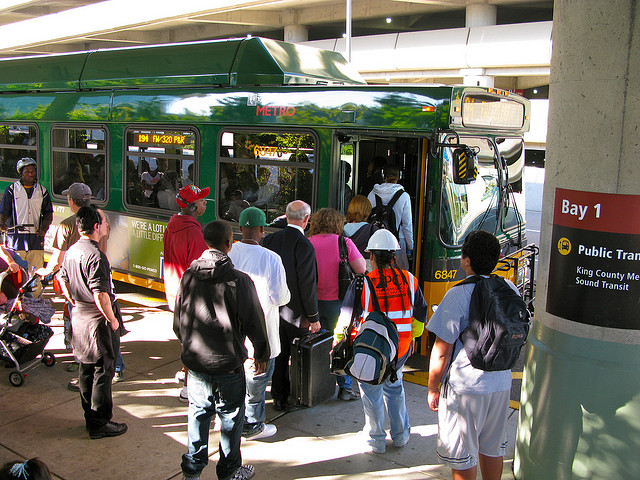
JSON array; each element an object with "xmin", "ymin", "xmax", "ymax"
[
  {"xmin": 244, "ymin": 423, "xmax": 277, "ymax": 440},
  {"xmin": 179, "ymin": 386, "xmax": 188, "ymax": 403}
]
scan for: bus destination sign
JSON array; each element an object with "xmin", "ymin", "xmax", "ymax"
[
  {"xmin": 135, "ymin": 132, "xmax": 187, "ymax": 146},
  {"xmin": 546, "ymin": 188, "xmax": 640, "ymax": 329}
]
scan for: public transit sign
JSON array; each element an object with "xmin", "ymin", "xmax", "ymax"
[{"xmin": 547, "ymin": 188, "xmax": 640, "ymax": 329}]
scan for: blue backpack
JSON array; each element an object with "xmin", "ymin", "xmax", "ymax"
[{"xmin": 346, "ymin": 276, "xmax": 399, "ymax": 385}]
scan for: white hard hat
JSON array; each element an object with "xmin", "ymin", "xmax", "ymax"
[
  {"xmin": 16, "ymin": 157, "xmax": 36, "ymax": 174},
  {"xmin": 365, "ymin": 229, "xmax": 400, "ymax": 252}
]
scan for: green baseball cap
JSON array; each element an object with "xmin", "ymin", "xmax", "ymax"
[{"xmin": 238, "ymin": 207, "xmax": 267, "ymax": 227}]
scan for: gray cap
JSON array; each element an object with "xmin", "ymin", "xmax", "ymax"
[{"xmin": 62, "ymin": 182, "xmax": 93, "ymax": 200}]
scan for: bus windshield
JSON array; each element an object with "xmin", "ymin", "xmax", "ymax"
[{"xmin": 440, "ymin": 136, "xmax": 500, "ymax": 246}]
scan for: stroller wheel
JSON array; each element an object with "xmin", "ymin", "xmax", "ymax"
[
  {"xmin": 42, "ymin": 352, "xmax": 56, "ymax": 367},
  {"xmin": 9, "ymin": 371, "xmax": 24, "ymax": 387}
]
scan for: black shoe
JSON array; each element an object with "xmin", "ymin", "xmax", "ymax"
[
  {"xmin": 89, "ymin": 421, "xmax": 128, "ymax": 439},
  {"xmin": 273, "ymin": 399, "xmax": 286, "ymax": 411}
]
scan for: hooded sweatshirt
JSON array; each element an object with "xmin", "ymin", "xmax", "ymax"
[
  {"xmin": 163, "ymin": 213, "xmax": 208, "ymax": 310},
  {"xmin": 173, "ymin": 249, "xmax": 270, "ymax": 375},
  {"xmin": 367, "ymin": 183, "xmax": 414, "ymax": 250}
]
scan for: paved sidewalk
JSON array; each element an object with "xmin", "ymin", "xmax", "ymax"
[{"xmin": 0, "ymin": 291, "xmax": 518, "ymax": 480}]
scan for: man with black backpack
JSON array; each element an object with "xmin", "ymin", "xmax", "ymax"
[
  {"xmin": 366, "ymin": 164, "xmax": 413, "ymax": 269},
  {"xmin": 427, "ymin": 231, "xmax": 526, "ymax": 480}
]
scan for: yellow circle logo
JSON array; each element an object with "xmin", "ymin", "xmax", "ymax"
[{"xmin": 557, "ymin": 237, "xmax": 572, "ymax": 255}]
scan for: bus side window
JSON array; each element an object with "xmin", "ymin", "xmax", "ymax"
[
  {"xmin": 218, "ymin": 130, "xmax": 315, "ymax": 223},
  {"xmin": 0, "ymin": 124, "xmax": 38, "ymax": 180},
  {"xmin": 124, "ymin": 127, "xmax": 197, "ymax": 212},
  {"xmin": 51, "ymin": 126, "xmax": 108, "ymax": 203}
]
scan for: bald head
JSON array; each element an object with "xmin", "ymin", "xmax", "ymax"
[{"xmin": 285, "ymin": 200, "xmax": 311, "ymax": 229}]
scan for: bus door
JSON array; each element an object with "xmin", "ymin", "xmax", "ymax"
[{"xmin": 332, "ymin": 132, "xmax": 427, "ymax": 274}]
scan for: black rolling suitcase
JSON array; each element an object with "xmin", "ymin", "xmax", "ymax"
[{"xmin": 291, "ymin": 331, "xmax": 336, "ymax": 407}]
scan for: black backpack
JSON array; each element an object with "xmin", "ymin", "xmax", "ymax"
[
  {"xmin": 457, "ymin": 275, "xmax": 531, "ymax": 371},
  {"xmin": 347, "ymin": 223, "xmax": 380, "ymax": 258},
  {"xmin": 367, "ymin": 189, "xmax": 404, "ymax": 239}
]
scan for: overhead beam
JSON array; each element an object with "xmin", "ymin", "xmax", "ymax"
[
  {"xmin": 0, "ymin": 0, "xmax": 302, "ymax": 53},
  {"xmin": 294, "ymin": 0, "xmax": 459, "ymax": 25},
  {"xmin": 188, "ymin": 10, "xmax": 282, "ymax": 26},
  {"xmin": 0, "ymin": 0, "xmax": 42, "ymax": 14}
]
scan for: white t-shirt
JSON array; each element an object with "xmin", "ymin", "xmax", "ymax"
[
  {"xmin": 427, "ymin": 275, "xmax": 515, "ymax": 394},
  {"xmin": 228, "ymin": 241, "xmax": 291, "ymax": 359}
]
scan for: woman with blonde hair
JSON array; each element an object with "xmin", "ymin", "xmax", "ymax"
[
  {"xmin": 343, "ymin": 195, "xmax": 377, "ymax": 264},
  {"xmin": 309, "ymin": 207, "xmax": 366, "ymax": 401}
]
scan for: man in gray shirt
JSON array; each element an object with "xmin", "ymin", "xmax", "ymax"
[{"xmin": 59, "ymin": 206, "xmax": 127, "ymax": 440}]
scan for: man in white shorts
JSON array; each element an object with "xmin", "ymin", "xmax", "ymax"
[{"xmin": 427, "ymin": 230, "xmax": 514, "ymax": 480}]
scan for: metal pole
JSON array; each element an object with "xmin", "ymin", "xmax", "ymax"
[{"xmin": 346, "ymin": 0, "xmax": 352, "ymax": 62}]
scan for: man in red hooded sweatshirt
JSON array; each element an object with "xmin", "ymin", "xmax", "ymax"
[{"xmin": 163, "ymin": 184, "xmax": 209, "ymax": 402}]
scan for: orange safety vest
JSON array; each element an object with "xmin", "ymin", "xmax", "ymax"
[{"xmin": 356, "ymin": 268, "xmax": 417, "ymax": 358}]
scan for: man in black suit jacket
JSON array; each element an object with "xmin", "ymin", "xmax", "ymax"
[{"xmin": 262, "ymin": 200, "xmax": 320, "ymax": 410}]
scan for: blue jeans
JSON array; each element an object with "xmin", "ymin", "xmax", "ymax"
[
  {"xmin": 245, "ymin": 358, "xmax": 275, "ymax": 425},
  {"xmin": 318, "ymin": 299, "xmax": 352, "ymax": 391},
  {"xmin": 181, "ymin": 369, "xmax": 245, "ymax": 480},
  {"xmin": 115, "ymin": 349, "xmax": 125, "ymax": 373},
  {"xmin": 358, "ymin": 354, "xmax": 410, "ymax": 452}
]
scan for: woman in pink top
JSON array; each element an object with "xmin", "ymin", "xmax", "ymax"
[{"xmin": 309, "ymin": 208, "xmax": 366, "ymax": 401}]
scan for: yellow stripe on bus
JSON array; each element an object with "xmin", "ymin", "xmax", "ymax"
[{"xmin": 112, "ymin": 271, "xmax": 165, "ymax": 292}]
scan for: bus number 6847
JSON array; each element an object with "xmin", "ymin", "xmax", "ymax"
[{"xmin": 434, "ymin": 269, "xmax": 458, "ymax": 280}]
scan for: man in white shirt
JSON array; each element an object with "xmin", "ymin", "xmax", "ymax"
[{"xmin": 228, "ymin": 207, "xmax": 290, "ymax": 440}]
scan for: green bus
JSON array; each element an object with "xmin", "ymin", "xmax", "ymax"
[{"xmin": 0, "ymin": 37, "xmax": 535, "ymax": 355}]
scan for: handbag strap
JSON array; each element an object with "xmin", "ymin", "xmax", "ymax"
[{"xmin": 338, "ymin": 235, "xmax": 348, "ymax": 261}]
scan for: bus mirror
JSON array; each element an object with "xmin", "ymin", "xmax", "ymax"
[{"xmin": 452, "ymin": 147, "xmax": 478, "ymax": 184}]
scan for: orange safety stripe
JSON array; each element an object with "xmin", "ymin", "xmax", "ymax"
[{"xmin": 359, "ymin": 269, "xmax": 418, "ymax": 357}]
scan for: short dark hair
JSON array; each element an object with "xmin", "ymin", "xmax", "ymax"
[
  {"xmin": 461, "ymin": 230, "xmax": 501, "ymax": 275},
  {"xmin": 203, "ymin": 220, "xmax": 232, "ymax": 250},
  {"xmin": 75, "ymin": 205, "xmax": 101, "ymax": 235},
  {"xmin": 383, "ymin": 164, "xmax": 400, "ymax": 181}
]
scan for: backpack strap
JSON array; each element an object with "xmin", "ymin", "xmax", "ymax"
[
  {"xmin": 363, "ymin": 275, "xmax": 400, "ymax": 383},
  {"xmin": 345, "ymin": 274, "xmax": 365, "ymax": 340},
  {"xmin": 374, "ymin": 194, "xmax": 383, "ymax": 208},
  {"xmin": 456, "ymin": 274, "xmax": 482, "ymax": 287},
  {"xmin": 338, "ymin": 235, "xmax": 348, "ymax": 261},
  {"xmin": 363, "ymin": 275, "xmax": 383, "ymax": 313},
  {"xmin": 387, "ymin": 188, "xmax": 405, "ymax": 209}
]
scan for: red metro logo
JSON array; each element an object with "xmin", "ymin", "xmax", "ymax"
[{"xmin": 256, "ymin": 105, "xmax": 296, "ymax": 117}]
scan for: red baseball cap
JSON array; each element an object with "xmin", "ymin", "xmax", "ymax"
[{"xmin": 176, "ymin": 184, "xmax": 210, "ymax": 208}]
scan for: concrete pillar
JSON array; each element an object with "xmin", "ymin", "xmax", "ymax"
[
  {"xmin": 466, "ymin": 3, "xmax": 497, "ymax": 27},
  {"xmin": 464, "ymin": 3, "xmax": 496, "ymax": 86},
  {"xmin": 462, "ymin": 70, "xmax": 495, "ymax": 87},
  {"xmin": 515, "ymin": 2, "xmax": 640, "ymax": 479},
  {"xmin": 284, "ymin": 24, "xmax": 308, "ymax": 43}
]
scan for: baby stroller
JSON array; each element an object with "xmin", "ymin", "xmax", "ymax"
[{"xmin": 0, "ymin": 269, "xmax": 57, "ymax": 387}]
